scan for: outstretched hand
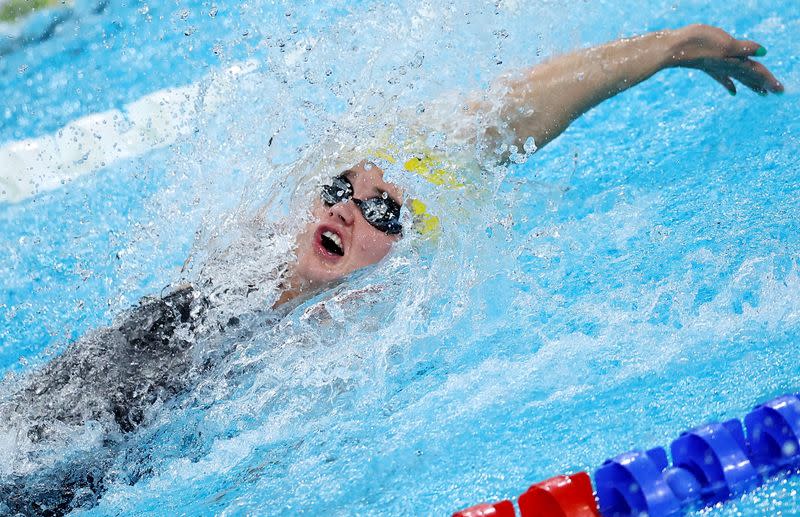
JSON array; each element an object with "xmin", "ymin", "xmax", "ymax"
[
  {"xmin": 465, "ymin": 23, "xmax": 784, "ymax": 160},
  {"xmin": 669, "ymin": 24, "xmax": 784, "ymax": 96}
]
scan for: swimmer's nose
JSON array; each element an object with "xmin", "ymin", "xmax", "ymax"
[{"xmin": 329, "ymin": 200, "xmax": 356, "ymax": 226}]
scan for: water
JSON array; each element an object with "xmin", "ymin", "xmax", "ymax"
[{"xmin": 1, "ymin": 0, "xmax": 799, "ymax": 514}]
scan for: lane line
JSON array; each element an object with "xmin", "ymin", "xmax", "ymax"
[{"xmin": 0, "ymin": 59, "xmax": 258, "ymax": 203}]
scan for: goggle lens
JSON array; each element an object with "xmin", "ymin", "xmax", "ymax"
[{"xmin": 321, "ymin": 176, "xmax": 402, "ymax": 235}]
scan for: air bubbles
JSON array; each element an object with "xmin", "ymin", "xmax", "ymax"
[
  {"xmin": 303, "ymin": 69, "xmax": 317, "ymax": 84},
  {"xmin": 425, "ymin": 131, "xmax": 446, "ymax": 149},
  {"xmin": 493, "ymin": 28, "xmax": 509, "ymax": 39},
  {"xmin": 409, "ymin": 51, "xmax": 424, "ymax": 69},
  {"xmin": 208, "ymin": 6, "xmax": 218, "ymax": 18}
]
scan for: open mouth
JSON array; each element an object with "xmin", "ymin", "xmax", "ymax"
[{"xmin": 320, "ymin": 230, "xmax": 344, "ymax": 256}]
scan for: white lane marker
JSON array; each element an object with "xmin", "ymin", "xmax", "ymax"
[{"xmin": 0, "ymin": 59, "xmax": 258, "ymax": 203}]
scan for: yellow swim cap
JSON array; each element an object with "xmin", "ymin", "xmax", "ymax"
[{"xmin": 369, "ymin": 145, "xmax": 464, "ymax": 238}]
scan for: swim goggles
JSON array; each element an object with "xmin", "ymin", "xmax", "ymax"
[{"xmin": 321, "ymin": 174, "xmax": 403, "ymax": 235}]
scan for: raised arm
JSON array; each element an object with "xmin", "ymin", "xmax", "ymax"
[{"xmin": 462, "ymin": 24, "xmax": 784, "ymax": 160}]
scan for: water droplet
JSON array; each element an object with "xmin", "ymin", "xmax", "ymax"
[
  {"xmin": 209, "ymin": 6, "xmax": 217, "ymax": 17},
  {"xmin": 493, "ymin": 29, "xmax": 508, "ymax": 39},
  {"xmin": 523, "ymin": 136, "xmax": 537, "ymax": 154}
]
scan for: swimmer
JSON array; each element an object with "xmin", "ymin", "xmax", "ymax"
[
  {"xmin": 0, "ymin": 24, "xmax": 783, "ymax": 515},
  {"xmin": 281, "ymin": 24, "xmax": 783, "ymax": 305}
]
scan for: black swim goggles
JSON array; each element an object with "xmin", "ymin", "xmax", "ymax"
[{"xmin": 321, "ymin": 174, "xmax": 403, "ymax": 235}]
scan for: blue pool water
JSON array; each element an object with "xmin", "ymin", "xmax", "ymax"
[{"xmin": 1, "ymin": 0, "xmax": 799, "ymax": 514}]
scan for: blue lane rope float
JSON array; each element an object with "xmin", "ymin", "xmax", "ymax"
[{"xmin": 453, "ymin": 393, "xmax": 800, "ymax": 517}]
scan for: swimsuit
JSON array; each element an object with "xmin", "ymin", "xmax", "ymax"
[{"xmin": 0, "ymin": 285, "xmax": 209, "ymax": 515}]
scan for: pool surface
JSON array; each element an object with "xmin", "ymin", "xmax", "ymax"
[{"xmin": 1, "ymin": 0, "xmax": 799, "ymax": 514}]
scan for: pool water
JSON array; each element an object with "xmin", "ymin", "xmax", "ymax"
[{"xmin": 1, "ymin": 0, "xmax": 799, "ymax": 514}]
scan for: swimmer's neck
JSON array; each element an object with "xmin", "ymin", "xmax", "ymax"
[
  {"xmin": 272, "ymin": 268, "xmax": 328, "ymax": 309},
  {"xmin": 273, "ymin": 286, "xmax": 302, "ymax": 308}
]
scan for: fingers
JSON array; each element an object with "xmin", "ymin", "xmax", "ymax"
[
  {"xmin": 727, "ymin": 58, "xmax": 784, "ymax": 94},
  {"xmin": 731, "ymin": 39, "xmax": 766, "ymax": 58},
  {"xmin": 679, "ymin": 29, "xmax": 785, "ymax": 97},
  {"xmin": 747, "ymin": 59, "xmax": 784, "ymax": 93},
  {"xmin": 706, "ymin": 71, "xmax": 737, "ymax": 96}
]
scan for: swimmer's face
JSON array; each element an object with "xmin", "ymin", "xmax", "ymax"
[{"xmin": 292, "ymin": 161, "xmax": 403, "ymax": 286}]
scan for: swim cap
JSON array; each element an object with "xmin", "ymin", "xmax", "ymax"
[{"xmin": 369, "ymin": 145, "xmax": 464, "ymax": 238}]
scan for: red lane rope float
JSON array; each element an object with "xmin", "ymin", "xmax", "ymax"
[
  {"xmin": 452, "ymin": 393, "xmax": 800, "ymax": 517},
  {"xmin": 454, "ymin": 473, "xmax": 599, "ymax": 517},
  {"xmin": 518, "ymin": 473, "xmax": 600, "ymax": 517}
]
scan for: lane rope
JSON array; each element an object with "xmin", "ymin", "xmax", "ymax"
[
  {"xmin": 453, "ymin": 393, "xmax": 800, "ymax": 517},
  {"xmin": 0, "ymin": 60, "xmax": 257, "ymax": 204}
]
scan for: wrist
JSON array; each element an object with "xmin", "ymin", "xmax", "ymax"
[
  {"xmin": 657, "ymin": 28, "xmax": 688, "ymax": 69},
  {"xmin": 621, "ymin": 29, "xmax": 685, "ymax": 74},
  {"xmin": 661, "ymin": 24, "xmax": 720, "ymax": 68}
]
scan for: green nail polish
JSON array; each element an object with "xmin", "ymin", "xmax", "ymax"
[{"xmin": 755, "ymin": 46, "xmax": 767, "ymax": 57}]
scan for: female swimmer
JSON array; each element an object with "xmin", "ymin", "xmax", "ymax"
[{"xmin": 0, "ymin": 24, "xmax": 783, "ymax": 515}]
